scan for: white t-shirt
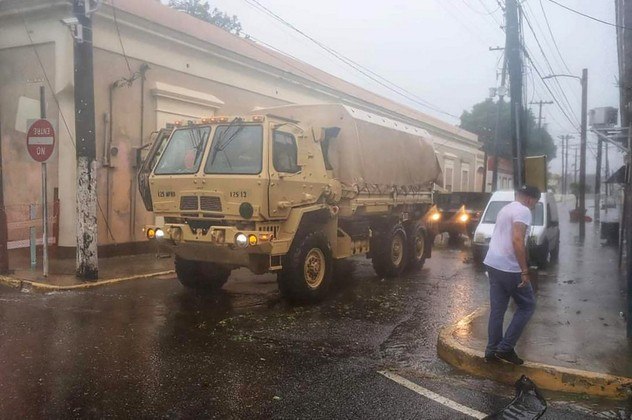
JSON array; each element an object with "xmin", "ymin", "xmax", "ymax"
[{"xmin": 483, "ymin": 201, "xmax": 532, "ymax": 273}]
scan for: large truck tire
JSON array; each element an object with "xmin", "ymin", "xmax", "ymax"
[
  {"xmin": 175, "ymin": 256, "xmax": 231, "ymax": 291},
  {"xmin": 371, "ymin": 223, "xmax": 408, "ymax": 278},
  {"xmin": 277, "ymin": 231, "xmax": 333, "ymax": 303},
  {"xmin": 405, "ymin": 221, "xmax": 426, "ymax": 271}
]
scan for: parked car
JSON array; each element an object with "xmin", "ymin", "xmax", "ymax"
[
  {"xmin": 433, "ymin": 192, "xmax": 491, "ymax": 241},
  {"xmin": 471, "ymin": 190, "xmax": 560, "ymax": 268}
]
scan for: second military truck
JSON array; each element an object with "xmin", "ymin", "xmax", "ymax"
[{"xmin": 139, "ymin": 104, "xmax": 442, "ymax": 302}]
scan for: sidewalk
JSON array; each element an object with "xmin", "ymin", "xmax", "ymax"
[
  {"xmin": 438, "ymin": 200, "xmax": 632, "ymax": 399},
  {"xmin": 0, "ymin": 248, "xmax": 174, "ymax": 291}
]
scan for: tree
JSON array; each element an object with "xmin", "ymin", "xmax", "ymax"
[
  {"xmin": 168, "ymin": 0, "xmax": 242, "ymax": 35},
  {"xmin": 459, "ymin": 98, "xmax": 557, "ymax": 161}
]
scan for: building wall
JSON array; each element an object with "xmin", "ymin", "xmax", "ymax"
[
  {"xmin": 0, "ymin": 2, "xmax": 75, "ymax": 247},
  {"xmin": 434, "ymin": 141, "xmax": 485, "ymax": 193}
]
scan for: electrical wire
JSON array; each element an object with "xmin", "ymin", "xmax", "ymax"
[
  {"xmin": 521, "ymin": 6, "xmax": 581, "ymax": 127},
  {"xmin": 521, "ymin": 5, "xmax": 578, "ymax": 122},
  {"xmin": 111, "ymin": 0, "xmax": 133, "ymax": 76},
  {"xmin": 538, "ymin": 0, "xmax": 572, "ymax": 75},
  {"xmin": 523, "ymin": 48, "xmax": 580, "ymax": 132},
  {"xmin": 241, "ymin": 0, "xmax": 460, "ymax": 119},
  {"xmin": 545, "ymin": 0, "xmax": 632, "ymax": 30}
]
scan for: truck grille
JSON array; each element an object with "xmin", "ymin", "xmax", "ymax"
[
  {"xmin": 180, "ymin": 196, "xmax": 198, "ymax": 211},
  {"xmin": 200, "ymin": 196, "xmax": 222, "ymax": 212}
]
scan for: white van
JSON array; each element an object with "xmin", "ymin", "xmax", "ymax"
[{"xmin": 472, "ymin": 190, "xmax": 560, "ymax": 268}]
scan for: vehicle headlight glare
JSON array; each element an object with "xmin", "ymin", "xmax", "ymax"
[
  {"xmin": 155, "ymin": 228, "xmax": 165, "ymax": 239},
  {"xmin": 430, "ymin": 212, "xmax": 441, "ymax": 221},
  {"xmin": 459, "ymin": 214, "xmax": 469, "ymax": 223},
  {"xmin": 235, "ymin": 233, "xmax": 248, "ymax": 248}
]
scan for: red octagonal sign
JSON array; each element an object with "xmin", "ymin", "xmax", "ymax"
[{"xmin": 27, "ymin": 119, "xmax": 55, "ymax": 162}]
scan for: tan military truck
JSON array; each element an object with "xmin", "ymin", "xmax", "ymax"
[{"xmin": 138, "ymin": 104, "xmax": 442, "ymax": 302}]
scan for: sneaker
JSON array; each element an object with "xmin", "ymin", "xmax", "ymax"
[
  {"xmin": 484, "ymin": 354, "xmax": 498, "ymax": 363},
  {"xmin": 494, "ymin": 349, "xmax": 524, "ymax": 365}
]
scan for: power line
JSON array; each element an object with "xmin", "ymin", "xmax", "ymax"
[
  {"xmin": 538, "ymin": 0, "xmax": 572, "ymax": 75},
  {"xmin": 521, "ymin": 5, "xmax": 581, "ymax": 127},
  {"xmin": 545, "ymin": 0, "xmax": 632, "ymax": 30},
  {"xmin": 111, "ymin": 0, "xmax": 133, "ymax": 76},
  {"xmin": 241, "ymin": 0, "xmax": 460, "ymax": 119},
  {"xmin": 523, "ymin": 49, "xmax": 580, "ymax": 131}
]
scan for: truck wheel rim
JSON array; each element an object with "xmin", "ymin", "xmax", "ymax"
[
  {"xmin": 414, "ymin": 232, "xmax": 425, "ymax": 261},
  {"xmin": 391, "ymin": 234, "xmax": 404, "ymax": 267},
  {"xmin": 304, "ymin": 248, "xmax": 326, "ymax": 289}
]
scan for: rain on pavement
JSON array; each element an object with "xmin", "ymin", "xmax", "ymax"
[{"xmin": 0, "ymin": 240, "xmax": 630, "ymax": 419}]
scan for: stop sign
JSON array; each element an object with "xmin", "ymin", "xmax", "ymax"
[{"xmin": 27, "ymin": 119, "xmax": 55, "ymax": 162}]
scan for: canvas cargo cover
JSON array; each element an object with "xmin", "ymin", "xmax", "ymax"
[{"xmin": 256, "ymin": 104, "xmax": 442, "ymax": 192}]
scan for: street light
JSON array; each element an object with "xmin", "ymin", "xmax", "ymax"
[{"xmin": 543, "ymin": 69, "xmax": 588, "ymax": 241}]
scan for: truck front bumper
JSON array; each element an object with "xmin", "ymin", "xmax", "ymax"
[{"xmin": 144, "ymin": 223, "xmax": 283, "ymax": 271}]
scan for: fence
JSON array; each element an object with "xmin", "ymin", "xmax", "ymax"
[{"xmin": 5, "ymin": 201, "xmax": 59, "ymax": 250}]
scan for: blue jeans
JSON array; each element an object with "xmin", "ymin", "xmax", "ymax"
[{"xmin": 486, "ymin": 265, "xmax": 536, "ymax": 356}]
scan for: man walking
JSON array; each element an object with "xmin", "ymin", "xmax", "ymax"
[{"xmin": 484, "ymin": 185, "xmax": 540, "ymax": 365}]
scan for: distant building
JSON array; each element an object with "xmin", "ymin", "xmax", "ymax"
[
  {"xmin": 485, "ymin": 156, "xmax": 514, "ymax": 191},
  {"xmin": 0, "ymin": 0, "xmax": 483, "ymax": 255}
]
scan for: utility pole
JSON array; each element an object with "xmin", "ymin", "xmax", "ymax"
[
  {"xmin": 579, "ymin": 68, "xmax": 588, "ymax": 240},
  {"xmin": 530, "ymin": 100, "xmax": 553, "ymax": 144},
  {"xmin": 492, "ymin": 58, "xmax": 508, "ymax": 192},
  {"xmin": 0, "ymin": 102, "xmax": 8, "ymax": 274},
  {"xmin": 605, "ymin": 141, "xmax": 609, "ymax": 199},
  {"xmin": 506, "ymin": 0, "xmax": 525, "ymax": 189},
  {"xmin": 574, "ymin": 146, "xmax": 578, "ymax": 185},
  {"xmin": 558, "ymin": 134, "xmax": 573, "ymax": 195},
  {"xmin": 594, "ymin": 136, "xmax": 603, "ymax": 222},
  {"xmin": 558, "ymin": 135, "xmax": 565, "ymax": 194},
  {"xmin": 73, "ymin": 0, "xmax": 98, "ymax": 280}
]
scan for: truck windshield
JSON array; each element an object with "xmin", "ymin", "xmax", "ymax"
[
  {"xmin": 205, "ymin": 125, "xmax": 263, "ymax": 174},
  {"xmin": 482, "ymin": 201, "xmax": 544, "ymax": 225},
  {"xmin": 154, "ymin": 127, "xmax": 210, "ymax": 175}
]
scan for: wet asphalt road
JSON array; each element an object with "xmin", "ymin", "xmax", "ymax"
[{"xmin": 0, "ymin": 241, "xmax": 630, "ymax": 419}]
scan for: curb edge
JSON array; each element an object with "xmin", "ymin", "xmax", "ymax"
[
  {"xmin": 437, "ymin": 307, "xmax": 632, "ymax": 400},
  {"xmin": 0, "ymin": 271, "xmax": 175, "ymax": 292}
]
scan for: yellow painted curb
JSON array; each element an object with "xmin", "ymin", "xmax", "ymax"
[
  {"xmin": 0, "ymin": 271, "xmax": 175, "ymax": 292},
  {"xmin": 437, "ymin": 307, "xmax": 632, "ymax": 400}
]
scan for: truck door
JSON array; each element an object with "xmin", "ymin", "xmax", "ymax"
[
  {"xmin": 137, "ymin": 128, "xmax": 172, "ymax": 211},
  {"xmin": 268, "ymin": 125, "xmax": 324, "ymax": 219}
]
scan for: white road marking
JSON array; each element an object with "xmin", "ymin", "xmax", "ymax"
[{"xmin": 378, "ymin": 371, "xmax": 487, "ymax": 419}]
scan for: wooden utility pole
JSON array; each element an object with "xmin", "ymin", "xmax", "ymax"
[
  {"xmin": 73, "ymin": 0, "xmax": 98, "ymax": 279},
  {"xmin": 559, "ymin": 134, "xmax": 573, "ymax": 195},
  {"xmin": 506, "ymin": 0, "xmax": 526, "ymax": 189},
  {"xmin": 530, "ymin": 100, "xmax": 553, "ymax": 144},
  {"xmin": 579, "ymin": 68, "xmax": 588, "ymax": 240},
  {"xmin": 0, "ymin": 102, "xmax": 8, "ymax": 274},
  {"xmin": 594, "ymin": 137, "xmax": 603, "ymax": 222}
]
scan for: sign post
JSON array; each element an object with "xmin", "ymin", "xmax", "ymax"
[{"xmin": 26, "ymin": 106, "xmax": 55, "ymax": 277}]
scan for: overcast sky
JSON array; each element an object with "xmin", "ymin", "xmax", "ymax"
[{"xmin": 169, "ymin": 0, "xmax": 623, "ymax": 174}]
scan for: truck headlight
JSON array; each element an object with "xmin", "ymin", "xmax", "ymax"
[
  {"xmin": 430, "ymin": 212, "xmax": 441, "ymax": 221},
  {"xmin": 459, "ymin": 214, "xmax": 469, "ymax": 223},
  {"xmin": 155, "ymin": 228, "xmax": 165, "ymax": 239},
  {"xmin": 235, "ymin": 233, "xmax": 248, "ymax": 248}
]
